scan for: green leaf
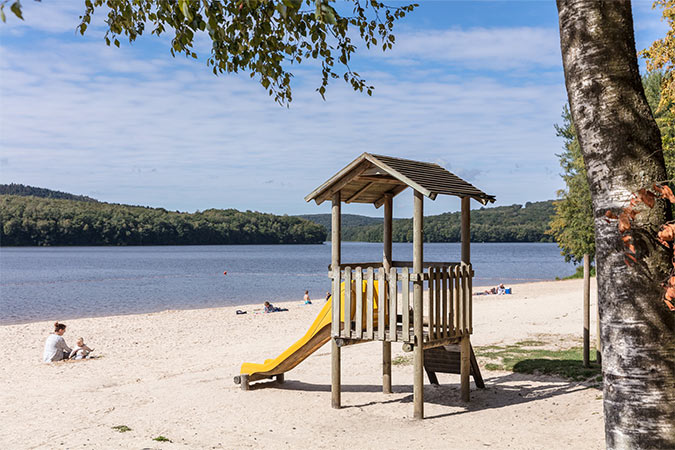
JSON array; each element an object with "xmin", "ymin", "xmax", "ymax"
[
  {"xmin": 282, "ymin": 0, "xmax": 301, "ymax": 8},
  {"xmin": 0, "ymin": 6, "xmax": 5, "ymax": 24},
  {"xmin": 178, "ymin": 0, "xmax": 192, "ymax": 21},
  {"xmin": 10, "ymin": 1, "xmax": 23, "ymax": 20}
]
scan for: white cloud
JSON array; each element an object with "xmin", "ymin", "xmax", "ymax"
[{"xmin": 376, "ymin": 27, "xmax": 562, "ymax": 71}]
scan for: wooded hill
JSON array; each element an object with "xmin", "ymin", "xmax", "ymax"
[
  {"xmin": 0, "ymin": 183, "xmax": 98, "ymax": 203},
  {"xmin": 0, "ymin": 186, "xmax": 326, "ymax": 246},
  {"xmin": 300, "ymin": 200, "xmax": 556, "ymax": 243}
]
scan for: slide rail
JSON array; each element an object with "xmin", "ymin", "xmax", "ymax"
[{"xmin": 330, "ymin": 262, "xmax": 473, "ymax": 344}]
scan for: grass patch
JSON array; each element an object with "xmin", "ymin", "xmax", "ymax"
[
  {"xmin": 153, "ymin": 436, "xmax": 172, "ymax": 442},
  {"xmin": 514, "ymin": 340, "xmax": 546, "ymax": 347},
  {"xmin": 560, "ymin": 265, "xmax": 596, "ymax": 280},
  {"xmin": 111, "ymin": 425, "xmax": 131, "ymax": 433},
  {"xmin": 392, "ymin": 355, "xmax": 413, "ymax": 366},
  {"xmin": 475, "ymin": 345, "xmax": 602, "ymax": 381}
]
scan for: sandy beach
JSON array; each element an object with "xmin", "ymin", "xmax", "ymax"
[{"xmin": 0, "ymin": 279, "xmax": 603, "ymax": 449}]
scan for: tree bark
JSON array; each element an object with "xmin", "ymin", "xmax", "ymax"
[{"xmin": 557, "ymin": 1, "xmax": 675, "ymax": 448}]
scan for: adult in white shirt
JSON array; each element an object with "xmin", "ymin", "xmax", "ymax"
[{"xmin": 43, "ymin": 322, "xmax": 72, "ymax": 363}]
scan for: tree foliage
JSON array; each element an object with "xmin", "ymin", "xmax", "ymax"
[
  {"xmin": 313, "ymin": 201, "xmax": 556, "ymax": 243},
  {"xmin": 641, "ymin": 0, "xmax": 675, "ymax": 112},
  {"xmin": 1, "ymin": 0, "xmax": 416, "ymax": 105},
  {"xmin": 548, "ymin": 105, "xmax": 595, "ymax": 264},
  {"xmin": 0, "ymin": 194, "xmax": 327, "ymax": 245},
  {"xmin": 549, "ymin": 73, "xmax": 675, "ymax": 264},
  {"xmin": 0, "ymin": 183, "xmax": 98, "ymax": 202}
]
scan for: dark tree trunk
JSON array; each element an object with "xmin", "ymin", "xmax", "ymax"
[{"xmin": 556, "ymin": 1, "xmax": 675, "ymax": 448}]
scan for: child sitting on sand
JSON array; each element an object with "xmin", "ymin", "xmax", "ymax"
[{"xmin": 69, "ymin": 337, "xmax": 94, "ymax": 360}]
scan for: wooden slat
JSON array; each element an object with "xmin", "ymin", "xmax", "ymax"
[
  {"xmin": 402, "ymin": 267, "xmax": 410, "ymax": 343},
  {"xmin": 366, "ymin": 267, "xmax": 374, "ymax": 340},
  {"xmin": 448, "ymin": 267, "xmax": 454, "ymax": 336},
  {"xmin": 355, "ymin": 267, "xmax": 363, "ymax": 338},
  {"xmin": 389, "ymin": 267, "xmax": 397, "ymax": 341},
  {"xmin": 462, "ymin": 265, "xmax": 469, "ymax": 333},
  {"xmin": 434, "ymin": 268, "xmax": 441, "ymax": 340},
  {"xmin": 427, "ymin": 267, "xmax": 434, "ymax": 341},
  {"xmin": 332, "ymin": 269, "xmax": 341, "ymax": 337},
  {"xmin": 441, "ymin": 266, "xmax": 448, "ymax": 339},
  {"xmin": 468, "ymin": 265, "xmax": 473, "ymax": 334},
  {"xmin": 454, "ymin": 265, "xmax": 461, "ymax": 331},
  {"xmin": 343, "ymin": 267, "xmax": 352, "ymax": 338},
  {"xmin": 378, "ymin": 267, "xmax": 386, "ymax": 340}
]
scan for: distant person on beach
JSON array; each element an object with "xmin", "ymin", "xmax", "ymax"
[
  {"xmin": 263, "ymin": 301, "xmax": 287, "ymax": 313},
  {"xmin": 497, "ymin": 283, "xmax": 506, "ymax": 295},
  {"xmin": 69, "ymin": 337, "xmax": 94, "ymax": 360},
  {"xmin": 43, "ymin": 322, "xmax": 72, "ymax": 363},
  {"xmin": 325, "ymin": 291, "xmax": 331, "ymax": 302},
  {"xmin": 303, "ymin": 290, "xmax": 312, "ymax": 305}
]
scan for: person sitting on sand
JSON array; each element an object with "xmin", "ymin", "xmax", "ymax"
[
  {"xmin": 69, "ymin": 337, "xmax": 94, "ymax": 360},
  {"xmin": 325, "ymin": 291, "xmax": 331, "ymax": 302},
  {"xmin": 497, "ymin": 283, "xmax": 506, "ymax": 295},
  {"xmin": 43, "ymin": 322, "xmax": 72, "ymax": 363},
  {"xmin": 303, "ymin": 290, "xmax": 312, "ymax": 305}
]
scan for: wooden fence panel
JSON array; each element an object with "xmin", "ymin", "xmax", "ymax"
[
  {"xmin": 332, "ymin": 268, "xmax": 341, "ymax": 337},
  {"xmin": 441, "ymin": 267, "xmax": 448, "ymax": 339},
  {"xmin": 401, "ymin": 268, "xmax": 410, "ymax": 343},
  {"xmin": 434, "ymin": 267, "xmax": 443, "ymax": 339},
  {"xmin": 366, "ymin": 267, "xmax": 374, "ymax": 340},
  {"xmin": 378, "ymin": 267, "xmax": 386, "ymax": 341},
  {"xmin": 427, "ymin": 267, "xmax": 434, "ymax": 342},
  {"xmin": 355, "ymin": 267, "xmax": 363, "ymax": 338},
  {"xmin": 343, "ymin": 267, "xmax": 352, "ymax": 338},
  {"xmin": 389, "ymin": 267, "xmax": 397, "ymax": 341}
]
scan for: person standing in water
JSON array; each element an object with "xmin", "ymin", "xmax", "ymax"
[{"xmin": 43, "ymin": 322, "xmax": 72, "ymax": 363}]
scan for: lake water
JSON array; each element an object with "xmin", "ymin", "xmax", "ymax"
[{"xmin": 0, "ymin": 242, "xmax": 574, "ymax": 325}]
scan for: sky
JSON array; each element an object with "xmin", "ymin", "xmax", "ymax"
[{"xmin": 0, "ymin": 1, "xmax": 669, "ymax": 218}]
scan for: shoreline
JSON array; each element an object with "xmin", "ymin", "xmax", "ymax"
[{"xmin": 0, "ymin": 278, "xmax": 581, "ymax": 327}]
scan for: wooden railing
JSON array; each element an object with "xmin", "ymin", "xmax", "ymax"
[{"xmin": 330, "ymin": 263, "xmax": 473, "ymax": 344}]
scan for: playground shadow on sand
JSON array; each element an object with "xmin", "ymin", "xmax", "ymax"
[{"xmin": 269, "ymin": 372, "xmax": 599, "ymax": 420}]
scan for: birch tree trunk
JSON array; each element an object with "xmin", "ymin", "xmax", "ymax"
[{"xmin": 556, "ymin": 1, "xmax": 675, "ymax": 448}]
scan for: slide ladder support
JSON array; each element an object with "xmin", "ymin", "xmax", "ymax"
[{"xmin": 423, "ymin": 342, "xmax": 485, "ymax": 390}]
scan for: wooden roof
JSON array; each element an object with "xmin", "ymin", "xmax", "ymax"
[{"xmin": 305, "ymin": 153, "xmax": 496, "ymax": 207}]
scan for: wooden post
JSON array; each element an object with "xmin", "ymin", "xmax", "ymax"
[
  {"xmin": 460, "ymin": 335, "xmax": 470, "ymax": 402},
  {"xmin": 240, "ymin": 374, "xmax": 250, "ymax": 391},
  {"xmin": 583, "ymin": 253, "xmax": 590, "ymax": 368},
  {"xmin": 331, "ymin": 192, "xmax": 341, "ymax": 409},
  {"xmin": 460, "ymin": 196, "xmax": 471, "ymax": 402},
  {"xmin": 461, "ymin": 196, "xmax": 470, "ymax": 264},
  {"xmin": 413, "ymin": 190, "xmax": 424, "ymax": 419},
  {"xmin": 383, "ymin": 193, "xmax": 393, "ymax": 394}
]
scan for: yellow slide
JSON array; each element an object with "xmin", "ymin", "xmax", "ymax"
[{"xmin": 237, "ymin": 281, "xmax": 379, "ymax": 384}]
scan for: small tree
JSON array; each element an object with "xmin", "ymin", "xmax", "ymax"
[{"xmin": 549, "ymin": 104, "xmax": 596, "ymax": 265}]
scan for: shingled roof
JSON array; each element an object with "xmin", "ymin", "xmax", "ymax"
[{"xmin": 305, "ymin": 153, "xmax": 496, "ymax": 207}]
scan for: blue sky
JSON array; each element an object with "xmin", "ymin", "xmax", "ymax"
[{"xmin": 0, "ymin": 1, "xmax": 668, "ymax": 217}]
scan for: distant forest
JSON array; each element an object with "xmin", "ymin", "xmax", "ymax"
[
  {"xmin": 0, "ymin": 183, "xmax": 98, "ymax": 203},
  {"xmin": 0, "ymin": 185, "xmax": 326, "ymax": 246},
  {"xmin": 0, "ymin": 184, "xmax": 556, "ymax": 245},
  {"xmin": 301, "ymin": 201, "xmax": 556, "ymax": 243}
]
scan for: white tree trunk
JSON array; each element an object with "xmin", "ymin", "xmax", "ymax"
[{"xmin": 557, "ymin": 1, "xmax": 675, "ymax": 448}]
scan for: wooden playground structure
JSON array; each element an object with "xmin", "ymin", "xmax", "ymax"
[{"xmin": 305, "ymin": 153, "xmax": 495, "ymax": 419}]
